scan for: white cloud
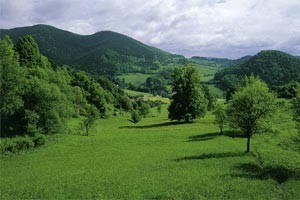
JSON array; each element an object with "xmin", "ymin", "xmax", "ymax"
[{"xmin": 0, "ymin": 0, "xmax": 299, "ymax": 58}]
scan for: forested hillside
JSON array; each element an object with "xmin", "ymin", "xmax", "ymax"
[
  {"xmin": 190, "ymin": 55, "xmax": 252, "ymax": 68},
  {"xmin": 214, "ymin": 50, "xmax": 300, "ymax": 96},
  {"xmin": 0, "ymin": 24, "xmax": 185, "ymax": 76},
  {"xmin": 0, "ymin": 34, "xmax": 141, "ymax": 139}
]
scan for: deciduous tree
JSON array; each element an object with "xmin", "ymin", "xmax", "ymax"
[
  {"xmin": 168, "ymin": 66, "xmax": 207, "ymax": 122},
  {"xmin": 227, "ymin": 76, "xmax": 276, "ymax": 152}
]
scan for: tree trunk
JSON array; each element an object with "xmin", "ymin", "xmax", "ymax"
[{"xmin": 246, "ymin": 136, "xmax": 250, "ymax": 153}]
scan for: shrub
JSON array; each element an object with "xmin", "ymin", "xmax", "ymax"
[
  {"xmin": 0, "ymin": 134, "xmax": 46, "ymax": 154},
  {"xmin": 32, "ymin": 134, "xmax": 46, "ymax": 146},
  {"xmin": 131, "ymin": 111, "xmax": 142, "ymax": 123},
  {"xmin": 15, "ymin": 136, "xmax": 34, "ymax": 150}
]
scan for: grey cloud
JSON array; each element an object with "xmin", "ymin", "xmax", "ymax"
[{"xmin": 0, "ymin": 0, "xmax": 299, "ymax": 58}]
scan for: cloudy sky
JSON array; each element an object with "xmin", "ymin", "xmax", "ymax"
[{"xmin": 1, "ymin": 0, "xmax": 300, "ymax": 58}]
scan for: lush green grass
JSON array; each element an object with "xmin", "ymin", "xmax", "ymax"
[{"xmin": 1, "ymin": 103, "xmax": 299, "ymax": 199}]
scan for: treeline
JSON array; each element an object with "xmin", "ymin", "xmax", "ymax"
[{"xmin": 0, "ymin": 35, "xmax": 149, "ymax": 142}]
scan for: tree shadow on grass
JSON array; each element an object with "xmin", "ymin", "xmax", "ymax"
[
  {"xmin": 120, "ymin": 121, "xmax": 185, "ymax": 129},
  {"xmin": 187, "ymin": 132, "xmax": 220, "ymax": 142},
  {"xmin": 174, "ymin": 151, "xmax": 247, "ymax": 162},
  {"xmin": 187, "ymin": 130, "xmax": 246, "ymax": 142},
  {"xmin": 234, "ymin": 163, "xmax": 300, "ymax": 183}
]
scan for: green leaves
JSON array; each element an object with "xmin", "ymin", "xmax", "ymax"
[
  {"xmin": 168, "ymin": 66, "xmax": 208, "ymax": 122},
  {"xmin": 227, "ymin": 76, "xmax": 276, "ymax": 151}
]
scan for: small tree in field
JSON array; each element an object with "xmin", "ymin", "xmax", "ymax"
[
  {"xmin": 292, "ymin": 88, "xmax": 300, "ymax": 133},
  {"xmin": 168, "ymin": 66, "xmax": 208, "ymax": 122},
  {"xmin": 131, "ymin": 110, "xmax": 142, "ymax": 123},
  {"xmin": 83, "ymin": 105, "xmax": 99, "ymax": 135},
  {"xmin": 227, "ymin": 76, "xmax": 276, "ymax": 152},
  {"xmin": 213, "ymin": 103, "xmax": 227, "ymax": 134}
]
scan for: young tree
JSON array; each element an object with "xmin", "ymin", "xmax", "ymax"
[
  {"xmin": 202, "ymin": 85, "xmax": 216, "ymax": 111},
  {"xmin": 227, "ymin": 76, "xmax": 276, "ymax": 152},
  {"xmin": 168, "ymin": 66, "xmax": 208, "ymax": 122},
  {"xmin": 292, "ymin": 88, "xmax": 300, "ymax": 133},
  {"xmin": 213, "ymin": 103, "xmax": 227, "ymax": 134},
  {"xmin": 131, "ymin": 110, "xmax": 142, "ymax": 124},
  {"xmin": 83, "ymin": 105, "xmax": 99, "ymax": 135}
]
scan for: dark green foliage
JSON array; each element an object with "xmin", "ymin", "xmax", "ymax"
[
  {"xmin": 190, "ymin": 55, "xmax": 251, "ymax": 68},
  {"xmin": 213, "ymin": 103, "xmax": 227, "ymax": 134},
  {"xmin": 82, "ymin": 105, "xmax": 99, "ymax": 135},
  {"xmin": 0, "ymin": 36, "xmax": 24, "ymax": 118},
  {"xmin": 96, "ymin": 77, "xmax": 132, "ymax": 111},
  {"xmin": 70, "ymin": 71, "xmax": 108, "ymax": 117},
  {"xmin": 272, "ymin": 81, "xmax": 300, "ymax": 98},
  {"xmin": 0, "ymin": 135, "xmax": 45, "ymax": 154},
  {"xmin": 292, "ymin": 88, "xmax": 300, "ymax": 133},
  {"xmin": 15, "ymin": 35, "xmax": 41, "ymax": 67},
  {"xmin": 132, "ymin": 98, "xmax": 150, "ymax": 118},
  {"xmin": 1, "ymin": 24, "xmax": 185, "ymax": 75},
  {"xmin": 32, "ymin": 133, "xmax": 46, "ymax": 146},
  {"xmin": 227, "ymin": 76, "xmax": 276, "ymax": 152},
  {"xmin": 215, "ymin": 50, "xmax": 300, "ymax": 92},
  {"xmin": 168, "ymin": 66, "xmax": 208, "ymax": 122},
  {"xmin": 0, "ymin": 35, "xmax": 128, "ymax": 138},
  {"xmin": 202, "ymin": 85, "xmax": 216, "ymax": 111},
  {"xmin": 131, "ymin": 110, "xmax": 142, "ymax": 124},
  {"xmin": 145, "ymin": 76, "xmax": 168, "ymax": 96}
]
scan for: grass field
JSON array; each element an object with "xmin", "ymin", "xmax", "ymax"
[{"xmin": 1, "ymin": 103, "xmax": 299, "ymax": 199}]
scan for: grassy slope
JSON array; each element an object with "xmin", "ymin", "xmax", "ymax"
[{"xmin": 1, "ymin": 103, "xmax": 299, "ymax": 199}]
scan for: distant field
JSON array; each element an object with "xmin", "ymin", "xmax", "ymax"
[
  {"xmin": 1, "ymin": 102, "xmax": 299, "ymax": 199},
  {"xmin": 117, "ymin": 73, "xmax": 156, "ymax": 85},
  {"xmin": 124, "ymin": 89, "xmax": 170, "ymax": 103}
]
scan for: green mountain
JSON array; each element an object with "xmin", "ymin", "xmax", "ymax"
[
  {"xmin": 190, "ymin": 55, "xmax": 252, "ymax": 68},
  {"xmin": 214, "ymin": 50, "xmax": 300, "ymax": 90},
  {"xmin": 0, "ymin": 24, "xmax": 184, "ymax": 75}
]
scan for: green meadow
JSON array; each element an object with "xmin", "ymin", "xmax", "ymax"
[{"xmin": 1, "ymin": 103, "xmax": 299, "ymax": 199}]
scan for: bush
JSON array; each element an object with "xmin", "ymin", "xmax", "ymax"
[
  {"xmin": 32, "ymin": 134, "xmax": 46, "ymax": 146},
  {"xmin": 0, "ymin": 134, "xmax": 46, "ymax": 154},
  {"xmin": 131, "ymin": 111, "xmax": 142, "ymax": 123},
  {"xmin": 15, "ymin": 136, "xmax": 34, "ymax": 150}
]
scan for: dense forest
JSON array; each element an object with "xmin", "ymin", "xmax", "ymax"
[
  {"xmin": 0, "ymin": 24, "xmax": 186, "ymax": 76},
  {"xmin": 0, "ymin": 34, "xmax": 163, "ymax": 149},
  {"xmin": 214, "ymin": 50, "xmax": 300, "ymax": 98}
]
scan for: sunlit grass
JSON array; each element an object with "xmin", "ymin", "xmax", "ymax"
[{"xmin": 0, "ymin": 103, "xmax": 299, "ymax": 199}]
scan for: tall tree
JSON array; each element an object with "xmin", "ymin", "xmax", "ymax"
[
  {"xmin": 15, "ymin": 34, "xmax": 41, "ymax": 67},
  {"xmin": 0, "ymin": 36, "xmax": 25, "ymax": 136},
  {"xmin": 168, "ymin": 66, "xmax": 208, "ymax": 122},
  {"xmin": 227, "ymin": 76, "xmax": 276, "ymax": 152}
]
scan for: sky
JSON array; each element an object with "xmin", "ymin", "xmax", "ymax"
[{"xmin": 1, "ymin": 0, "xmax": 300, "ymax": 58}]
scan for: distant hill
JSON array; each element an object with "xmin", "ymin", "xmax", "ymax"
[
  {"xmin": 190, "ymin": 55, "xmax": 252, "ymax": 68},
  {"xmin": 0, "ymin": 24, "xmax": 185, "ymax": 75},
  {"xmin": 214, "ymin": 50, "xmax": 300, "ymax": 90}
]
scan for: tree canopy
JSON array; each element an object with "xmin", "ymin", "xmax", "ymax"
[
  {"xmin": 168, "ymin": 66, "xmax": 208, "ymax": 122},
  {"xmin": 227, "ymin": 75, "xmax": 276, "ymax": 152}
]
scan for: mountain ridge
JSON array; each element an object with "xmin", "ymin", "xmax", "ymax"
[{"xmin": 0, "ymin": 24, "xmax": 183, "ymax": 75}]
